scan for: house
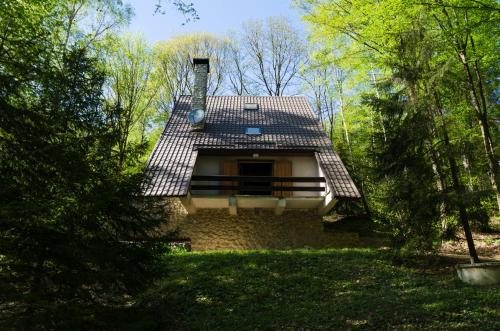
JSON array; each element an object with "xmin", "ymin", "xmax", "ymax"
[{"xmin": 143, "ymin": 58, "xmax": 361, "ymax": 250}]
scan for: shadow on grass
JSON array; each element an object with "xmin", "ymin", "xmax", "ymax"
[{"xmin": 129, "ymin": 249, "xmax": 499, "ymax": 330}]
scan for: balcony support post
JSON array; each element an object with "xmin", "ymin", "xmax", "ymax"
[
  {"xmin": 318, "ymin": 189, "xmax": 337, "ymax": 216},
  {"xmin": 228, "ymin": 196, "xmax": 237, "ymax": 216},
  {"xmin": 275, "ymin": 198, "xmax": 286, "ymax": 216}
]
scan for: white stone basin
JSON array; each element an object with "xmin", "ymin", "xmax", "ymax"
[{"xmin": 456, "ymin": 262, "xmax": 500, "ymax": 286}]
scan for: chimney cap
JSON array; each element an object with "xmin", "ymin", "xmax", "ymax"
[{"xmin": 193, "ymin": 58, "xmax": 210, "ymax": 73}]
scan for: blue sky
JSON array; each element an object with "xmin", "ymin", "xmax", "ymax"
[{"xmin": 124, "ymin": 0, "xmax": 306, "ymax": 42}]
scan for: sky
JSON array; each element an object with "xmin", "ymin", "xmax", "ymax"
[{"xmin": 124, "ymin": 0, "xmax": 306, "ymax": 43}]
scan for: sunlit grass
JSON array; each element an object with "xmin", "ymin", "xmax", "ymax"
[{"xmin": 137, "ymin": 248, "xmax": 500, "ymax": 330}]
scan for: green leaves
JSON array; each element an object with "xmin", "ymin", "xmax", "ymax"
[
  {"xmin": 104, "ymin": 34, "xmax": 161, "ymax": 171},
  {"xmin": 0, "ymin": 2, "xmax": 169, "ymax": 328},
  {"xmin": 299, "ymin": 0, "xmax": 499, "ymax": 249}
]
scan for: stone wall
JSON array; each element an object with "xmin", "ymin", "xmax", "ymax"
[{"xmin": 162, "ymin": 198, "xmax": 368, "ymax": 251}]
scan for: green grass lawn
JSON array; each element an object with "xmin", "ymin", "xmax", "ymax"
[{"xmin": 136, "ymin": 248, "xmax": 500, "ymax": 330}]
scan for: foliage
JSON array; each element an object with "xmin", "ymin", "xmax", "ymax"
[
  {"xmin": 298, "ymin": 0, "xmax": 499, "ymax": 254},
  {"xmin": 154, "ymin": 0, "xmax": 199, "ymax": 23},
  {"xmin": 364, "ymin": 89, "xmax": 441, "ymax": 251},
  {"xmin": 134, "ymin": 249, "xmax": 500, "ymax": 330},
  {"xmin": 0, "ymin": 1, "xmax": 169, "ymax": 328},
  {"xmin": 104, "ymin": 33, "xmax": 162, "ymax": 170}
]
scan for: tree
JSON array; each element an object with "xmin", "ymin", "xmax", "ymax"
[
  {"xmin": 104, "ymin": 34, "xmax": 160, "ymax": 170},
  {"xmin": 426, "ymin": 0, "xmax": 500, "ymax": 211},
  {"xmin": 154, "ymin": 33, "xmax": 231, "ymax": 109},
  {"xmin": 226, "ymin": 34, "xmax": 253, "ymax": 95},
  {"xmin": 153, "ymin": 0, "xmax": 199, "ymax": 22},
  {"xmin": 364, "ymin": 86, "xmax": 442, "ymax": 252},
  {"xmin": 301, "ymin": 60, "xmax": 336, "ymax": 139},
  {"xmin": 242, "ymin": 17, "xmax": 307, "ymax": 96},
  {"xmin": 0, "ymin": 1, "xmax": 167, "ymax": 328},
  {"xmin": 57, "ymin": 0, "xmax": 132, "ymax": 51},
  {"xmin": 299, "ymin": 0, "xmax": 498, "ymax": 259},
  {"xmin": 302, "ymin": 53, "xmax": 374, "ymax": 218}
]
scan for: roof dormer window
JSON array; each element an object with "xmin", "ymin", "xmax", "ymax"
[
  {"xmin": 244, "ymin": 103, "xmax": 259, "ymax": 111},
  {"xmin": 245, "ymin": 127, "xmax": 261, "ymax": 135}
]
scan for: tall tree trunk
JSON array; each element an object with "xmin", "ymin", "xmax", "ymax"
[
  {"xmin": 429, "ymin": 147, "xmax": 449, "ymax": 234},
  {"xmin": 424, "ymin": 80, "xmax": 451, "ymax": 237},
  {"xmin": 458, "ymin": 44, "xmax": 499, "ymax": 211},
  {"xmin": 462, "ymin": 150, "xmax": 474, "ymax": 191},
  {"xmin": 371, "ymin": 71, "xmax": 387, "ymax": 142},
  {"xmin": 426, "ymin": 94, "xmax": 452, "ymax": 235},
  {"xmin": 432, "ymin": 5, "xmax": 499, "ymax": 210},
  {"xmin": 336, "ymin": 74, "xmax": 372, "ymax": 218},
  {"xmin": 338, "ymin": 84, "xmax": 352, "ymax": 156},
  {"xmin": 434, "ymin": 92, "xmax": 480, "ymax": 263}
]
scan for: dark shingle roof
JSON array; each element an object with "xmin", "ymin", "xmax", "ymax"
[{"xmin": 143, "ymin": 95, "xmax": 360, "ymax": 198}]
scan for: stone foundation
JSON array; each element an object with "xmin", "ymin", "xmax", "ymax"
[{"xmin": 162, "ymin": 198, "xmax": 366, "ymax": 251}]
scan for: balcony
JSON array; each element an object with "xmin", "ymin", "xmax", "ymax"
[
  {"xmin": 190, "ymin": 175, "xmax": 326, "ymax": 195},
  {"xmin": 179, "ymin": 154, "xmax": 337, "ymax": 215},
  {"xmin": 180, "ymin": 175, "xmax": 336, "ymax": 216}
]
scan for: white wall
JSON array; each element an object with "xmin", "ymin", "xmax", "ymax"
[{"xmin": 191, "ymin": 155, "xmax": 325, "ymax": 197}]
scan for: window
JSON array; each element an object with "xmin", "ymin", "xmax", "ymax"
[
  {"xmin": 245, "ymin": 127, "xmax": 261, "ymax": 135},
  {"xmin": 244, "ymin": 103, "xmax": 259, "ymax": 111}
]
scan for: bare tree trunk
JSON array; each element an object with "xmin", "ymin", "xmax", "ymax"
[
  {"xmin": 462, "ymin": 150, "xmax": 474, "ymax": 191},
  {"xmin": 425, "ymin": 95, "xmax": 451, "ymax": 235},
  {"xmin": 429, "ymin": 148, "xmax": 449, "ymax": 232},
  {"xmin": 434, "ymin": 92, "xmax": 479, "ymax": 263},
  {"xmin": 336, "ymin": 73, "xmax": 373, "ymax": 218},
  {"xmin": 370, "ymin": 71, "xmax": 387, "ymax": 142},
  {"xmin": 431, "ymin": 6, "xmax": 498, "ymax": 210},
  {"xmin": 459, "ymin": 50, "xmax": 499, "ymax": 211},
  {"xmin": 469, "ymin": 33, "xmax": 499, "ymax": 211},
  {"xmin": 338, "ymin": 86, "xmax": 351, "ymax": 152},
  {"xmin": 243, "ymin": 17, "xmax": 305, "ymax": 96},
  {"xmin": 335, "ymin": 72, "xmax": 354, "ymax": 159}
]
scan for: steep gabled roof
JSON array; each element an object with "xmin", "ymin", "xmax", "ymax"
[{"xmin": 143, "ymin": 95, "xmax": 360, "ymax": 198}]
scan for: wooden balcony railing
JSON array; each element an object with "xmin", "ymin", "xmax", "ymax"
[{"xmin": 190, "ymin": 175, "xmax": 326, "ymax": 192}]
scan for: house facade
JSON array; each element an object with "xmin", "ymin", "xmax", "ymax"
[{"xmin": 143, "ymin": 58, "xmax": 361, "ymax": 250}]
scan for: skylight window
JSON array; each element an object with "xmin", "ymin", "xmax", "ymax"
[
  {"xmin": 245, "ymin": 127, "xmax": 261, "ymax": 135},
  {"xmin": 244, "ymin": 103, "xmax": 259, "ymax": 111}
]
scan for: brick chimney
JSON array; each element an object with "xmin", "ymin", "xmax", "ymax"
[{"xmin": 192, "ymin": 58, "xmax": 209, "ymax": 112}]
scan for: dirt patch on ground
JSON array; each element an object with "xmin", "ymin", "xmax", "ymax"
[
  {"xmin": 438, "ymin": 216, "xmax": 500, "ymax": 262},
  {"xmin": 439, "ymin": 231, "xmax": 500, "ymax": 261}
]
